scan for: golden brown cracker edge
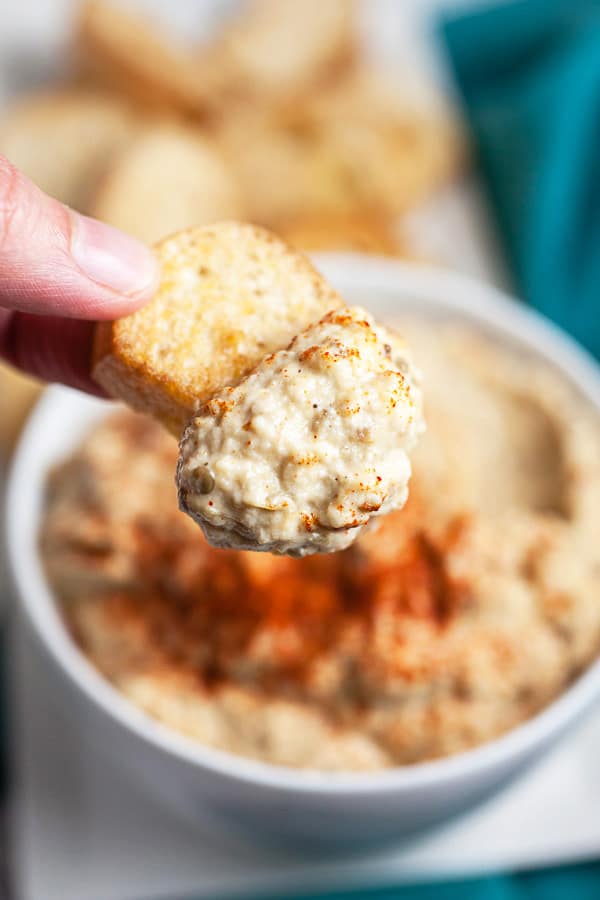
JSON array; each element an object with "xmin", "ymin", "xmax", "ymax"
[{"xmin": 92, "ymin": 222, "xmax": 343, "ymax": 435}]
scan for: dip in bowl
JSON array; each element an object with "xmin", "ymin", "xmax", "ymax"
[{"xmin": 7, "ymin": 258, "xmax": 600, "ymax": 848}]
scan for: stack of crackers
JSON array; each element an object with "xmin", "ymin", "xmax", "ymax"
[
  {"xmin": 0, "ymin": 0, "xmax": 464, "ymax": 252},
  {"xmin": 0, "ymin": 0, "xmax": 465, "ymax": 450}
]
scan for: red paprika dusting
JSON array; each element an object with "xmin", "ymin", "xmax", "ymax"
[{"xmin": 102, "ymin": 492, "xmax": 470, "ymax": 695}]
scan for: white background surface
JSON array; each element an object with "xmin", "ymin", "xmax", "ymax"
[{"xmin": 3, "ymin": 2, "xmax": 600, "ymax": 899}]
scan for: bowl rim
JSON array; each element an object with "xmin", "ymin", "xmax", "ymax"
[{"xmin": 6, "ymin": 255, "xmax": 600, "ymax": 796}]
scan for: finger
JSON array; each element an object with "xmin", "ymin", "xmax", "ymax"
[
  {"xmin": 0, "ymin": 154, "xmax": 158, "ymax": 320},
  {"xmin": 0, "ymin": 307, "xmax": 107, "ymax": 396}
]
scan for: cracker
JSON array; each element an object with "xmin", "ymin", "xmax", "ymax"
[
  {"xmin": 90, "ymin": 124, "xmax": 243, "ymax": 244},
  {"xmin": 279, "ymin": 212, "xmax": 413, "ymax": 257},
  {"xmin": 317, "ymin": 114, "xmax": 464, "ymax": 216},
  {"xmin": 216, "ymin": 116, "xmax": 317, "ymax": 226},
  {"xmin": 216, "ymin": 111, "xmax": 360, "ymax": 227},
  {"xmin": 286, "ymin": 65, "xmax": 422, "ymax": 127},
  {"xmin": 282, "ymin": 65, "xmax": 466, "ymax": 216},
  {"xmin": 0, "ymin": 89, "xmax": 136, "ymax": 210},
  {"xmin": 218, "ymin": 79, "xmax": 464, "ymax": 227},
  {"xmin": 201, "ymin": 0, "xmax": 356, "ymax": 105},
  {"xmin": 75, "ymin": 0, "xmax": 212, "ymax": 118},
  {"xmin": 93, "ymin": 222, "xmax": 342, "ymax": 434}
]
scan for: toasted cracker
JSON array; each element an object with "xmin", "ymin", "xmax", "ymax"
[
  {"xmin": 218, "ymin": 76, "xmax": 464, "ymax": 227},
  {"xmin": 216, "ymin": 122, "xmax": 369, "ymax": 229},
  {"xmin": 216, "ymin": 110, "xmax": 367, "ymax": 227},
  {"xmin": 0, "ymin": 89, "xmax": 136, "ymax": 210},
  {"xmin": 200, "ymin": 0, "xmax": 356, "ymax": 105},
  {"xmin": 93, "ymin": 223, "xmax": 342, "ymax": 434},
  {"xmin": 285, "ymin": 65, "xmax": 428, "ymax": 127},
  {"xmin": 279, "ymin": 212, "xmax": 414, "ymax": 258},
  {"xmin": 324, "ymin": 114, "xmax": 464, "ymax": 216},
  {"xmin": 280, "ymin": 64, "xmax": 466, "ymax": 216},
  {"xmin": 90, "ymin": 124, "xmax": 243, "ymax": 244},
  {"xmin": 75, "ymin": 0, "xmax": 212, "ymax": 118}
]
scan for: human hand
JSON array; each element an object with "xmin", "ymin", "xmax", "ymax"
[{"xmin": 0, "ymin": 154, "xmax": 158, "ymax": 395}]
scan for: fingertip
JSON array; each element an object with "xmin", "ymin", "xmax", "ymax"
[
  {"xmin": 70, "ymin": 213, "xmax": 159, "ymax": 318},
  {"xmin": 0, "ymin": 161, "xmax": 160, "ymax": 320}
]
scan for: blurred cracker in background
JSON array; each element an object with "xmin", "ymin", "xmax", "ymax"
[
  {"xmin": 199, "ymin": 0, "xmax": 357, "ymax": 107},
  {"xmin": 215, "ymin": 109, "xmax": 358, "ymax": 227},
  {"xmin": 216, "ymin": 63, "xmax": 464, "ymax": 228},
  {"xmin": 0, "ymin": 0, "xmax": 466, "ymax": 242},
  {"xmin": 280, "ymin": 63, "xmax": 466, "ymax": 218},
  {"xmin": 279, "ymin": 212, "xmax": 416, "ymax": 258},
  {"xmin": 90, "ymin": 123, "xmax": 243, "ymax": 244},
  {"xmin": 0, "ymin": 89, "xmax": 137, "ymax": 211},
  {"xmin": 74, "ymin": 0, "xmax": 214, "ymax": 118}
]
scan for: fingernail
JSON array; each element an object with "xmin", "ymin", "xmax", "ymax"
[{"xmin": 70, "ymin": 213, "xmax": 158, "ymax": 296}]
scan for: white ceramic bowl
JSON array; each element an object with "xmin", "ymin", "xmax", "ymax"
[{"xmin": 6, "ymin": 258, "xmax": 600, "ymax": 850}]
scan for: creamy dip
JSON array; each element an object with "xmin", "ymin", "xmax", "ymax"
[
  {"xmin": 177, "ymin": 306, "xmax": 424, "ymax": 555},
  {"xmin": 42, "ymin": 322, "xmax": 600, "ymax": 771}
]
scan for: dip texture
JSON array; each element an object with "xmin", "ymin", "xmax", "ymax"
[
  {"xmin": 42, "ymin": 323, "xmax": 600, "ymax": 771},
  {"xmin": 177, "ymin": 306, "xmax": 423, "ymax": 555}
]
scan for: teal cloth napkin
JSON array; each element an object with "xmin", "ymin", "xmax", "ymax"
[
  {"xmin": 280, "ymin": 859, "xmax": 600, "ymax": 899},
  {"xmin": 440, "ymin": 0, "xmax": 600, "ymax": 358},
  {"xmin": 179, "ymin": 858, "xmax": 600, "ymax": 900}
]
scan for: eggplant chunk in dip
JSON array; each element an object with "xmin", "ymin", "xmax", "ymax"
[{"xmin": 177, "ymin": 306, "xmax": 424, "ymax": 555}]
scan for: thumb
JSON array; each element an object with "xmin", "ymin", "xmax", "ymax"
[{"xmin": 0, "ymin": 154, "xmax": 158, "ymax": 320}]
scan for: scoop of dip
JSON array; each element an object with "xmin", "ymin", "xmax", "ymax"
[{"xmin": 177, "ymin": 306, "xmax": 424, "ymax": 555}]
